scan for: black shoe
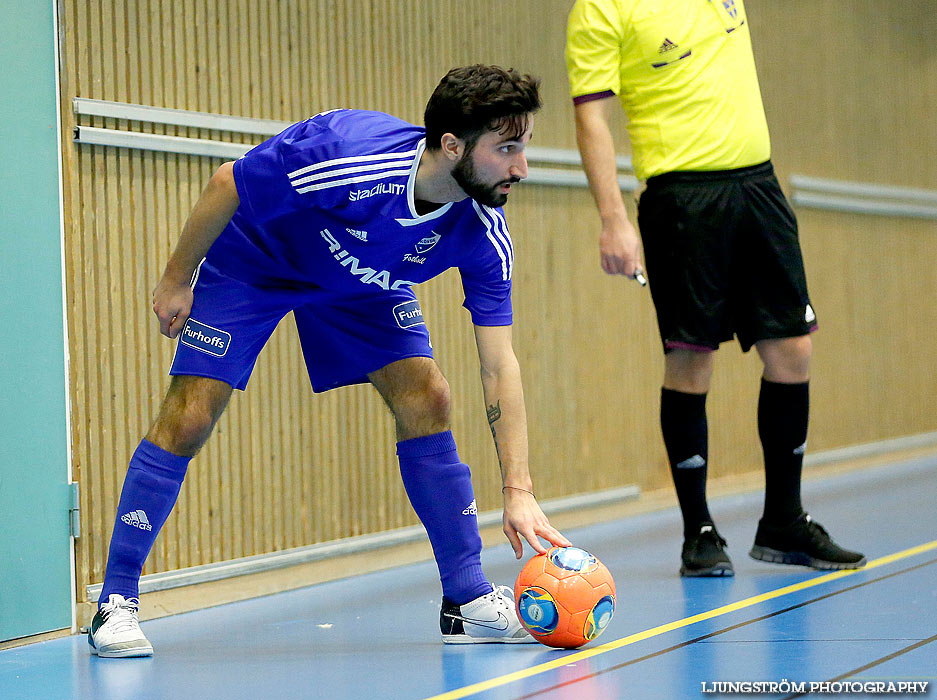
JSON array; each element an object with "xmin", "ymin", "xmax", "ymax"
[
  {"xmin": 681, "ymin": 524, "xmax": 734, "ymax": 577},
  {"xmin": 749, "ymin": 513, "xmax": 866, "ymax": 570}
]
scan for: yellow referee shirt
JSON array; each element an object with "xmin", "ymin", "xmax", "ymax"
[{"xmin": 566, "ymin": 0, "xmax": 771, "ymax": 180}]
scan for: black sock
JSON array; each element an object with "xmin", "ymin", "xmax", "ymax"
[
  {"xmin": 758, "ymin": 379, "xmax": 809, "ymax": 526},
  {"xmin": 661, "ymin": 388, "xmax": 712, "ymax": 538}
]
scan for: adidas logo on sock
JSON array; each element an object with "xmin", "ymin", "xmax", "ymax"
[
  {"xmin": 793, "ymin": 442, "xmax": 807, "ymax": 455},
  {"xmin": 677, "ymin": 455, "xmax": 706, "ymax": 469},
  {"xmin": 462, "ymin": 500, "xmax": 477, "ymax": 516},
  {"xmin": 121, "ymin": 510, "xmax": 153, "ymax": 531}
]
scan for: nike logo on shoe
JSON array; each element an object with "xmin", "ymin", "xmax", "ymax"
[{"xmin": 443, "ymin": 611, "xmax": 510, "ymax": 631}]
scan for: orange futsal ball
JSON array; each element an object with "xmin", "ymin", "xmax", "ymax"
[{"xmin": 514, "ymin": 546, "xmax": 616, "ymax": 649}]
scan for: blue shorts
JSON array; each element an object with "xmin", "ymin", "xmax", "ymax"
[{"xmin": 170, "ymin": 261, "xmax": 433, "ymax": 392}]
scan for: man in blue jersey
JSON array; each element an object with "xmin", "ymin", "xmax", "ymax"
[{"xmin": 89, "ymin": 65, "xmax": 571, "ymax": 657}]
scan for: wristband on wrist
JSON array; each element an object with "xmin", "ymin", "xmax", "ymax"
[{"xmin": 502, "ymin": 485, "xmax": 534, "ymax": 497}]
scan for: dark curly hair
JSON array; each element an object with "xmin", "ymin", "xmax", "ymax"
[{"xmin": 423, "ymin": 65, "xmax": 542, "ymax": 151}]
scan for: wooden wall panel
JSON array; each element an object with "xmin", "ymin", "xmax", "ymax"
[{"xmin": 58, "ymin": 0, "xmax": 937, "ymax": 600}]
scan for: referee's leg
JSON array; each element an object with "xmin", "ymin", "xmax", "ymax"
[
  {"xmin": 751, "ymin": 335, "xmax": 865, "ymax": 569},
  {"xmin": 661, "ymin": 350, "xmax": 732, "ymax": 576},
  {"xmin": 754, "ymin": 335, "xmax": 811, "ymax": 526}
]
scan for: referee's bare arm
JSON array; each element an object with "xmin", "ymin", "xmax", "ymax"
[
  {"xmin": 153, "ymin": 162, "xmax": 240, "ymax": 338},
  {"xmin": 574, "ymin": 98, "xmax": 644, "ymax": 281}
]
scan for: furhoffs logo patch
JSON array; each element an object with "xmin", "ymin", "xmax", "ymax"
[
  {"xmin": 393, "ymin": 300, "xmax": 425, "ymax": 329},
  {"xmin": 180, "ymin": 319, "xmax": 231, "ymax": 357}
]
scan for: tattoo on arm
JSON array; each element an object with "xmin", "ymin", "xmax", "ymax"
[
  {"xmin": 487, "ymin": 400, "xmax": 502, "ymax": 427},
  {"xmin": 487, "ymin": 400, "xmax": 504, "ymax": 476}
]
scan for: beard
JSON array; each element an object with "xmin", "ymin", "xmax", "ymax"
[{"xmin": 452, "ymin": 153, "xmax": 518, "ymax": 208}]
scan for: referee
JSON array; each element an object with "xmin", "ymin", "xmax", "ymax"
[{"xmin": 565, "ymin": 0, "xmax": 865, "ymax": 576}]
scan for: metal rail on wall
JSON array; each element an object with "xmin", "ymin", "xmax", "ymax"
[
  {"xmin": 74, "ymin": 98, "xmax": 937, "ymax": 219},
  {"xmin": 789, "ymin": 174, "xmax": 937, "ymax": 221},
  {"xmin": 72, "ymin": 97, "xmax": 640, "ymax": 191}
]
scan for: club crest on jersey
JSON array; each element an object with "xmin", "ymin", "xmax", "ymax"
[
  {"xmin": 415, "ymin": 233, "xmax": 440, "ymax": 254},
  {"xmin": 180, "ymin": 319, "xmax": 230, "ymax": 357},
  {"xmin": 393, "ymin": 300, "xmax": 425, "ymax": 329}
]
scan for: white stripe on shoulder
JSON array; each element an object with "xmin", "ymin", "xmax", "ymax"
[
  {"xmin": 472, "ymin": 201, "xmax": 509, "ymax": 281},
  {"xmin": 287, "ymin": 149, "xmax": 418, "ymax": 180},
  {"xmin": 293, "ymin": 168, "xmax": 412, "ymax": 194},
  {"xmin": 486, "ymin": 206, "xmax": 514, "ymax": 278},
  {"xmin": 290, "ymin": 158, "xmax": 414, "ymax": 187}
]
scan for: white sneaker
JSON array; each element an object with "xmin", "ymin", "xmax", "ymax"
[
  {"xmin": 88, "ymin": 594, "xmax": 153, "ymax": 657},
  {"xmin": 440, "ymin": 584, "xmax": 536, "ymax": 644}
]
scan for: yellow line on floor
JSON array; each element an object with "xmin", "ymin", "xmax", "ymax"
[{"xmin": 425, "ymin": 539, "xmax": 937, "ymax": 700}]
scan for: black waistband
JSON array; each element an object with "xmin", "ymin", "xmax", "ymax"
[{"xmin": 646, "ymin": 160, "xmax": 774, "ymax": 186}]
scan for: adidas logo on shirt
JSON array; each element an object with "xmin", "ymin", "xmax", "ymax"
[
  {"xmin": 462, "ymin": 500, "xmax": 477, "ymax": 516},
  {"xmin": 121, "ymin": 510, "xmax": 153, "ymax": 531},
  {"xmin": 658, "ymin": 38, "xmax": 678, "ymax": 53}
]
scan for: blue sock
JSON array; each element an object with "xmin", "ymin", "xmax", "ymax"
[
  {"xmin": 397, "ymin": 431, "xmax": 492, "ymax": 605},
  {"xmin": 99, "ymin": 439, "xmax": 190, "ymax": 605}
]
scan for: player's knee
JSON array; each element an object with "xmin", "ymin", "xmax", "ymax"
[
  {"xmin": 173, "ymin": 407, "xmax": 218, "ymax": 454},
  {"xmin": 148, "ymin": 405, "xmax": 215, "ymax": 456},
  {"xmin": 148, "ymin": 380, "xmax": 229, "ymax": 456},
  {"xmin": 421, "ymin": 377, "xmax": 451, "ymax": 426},
  {"xmin": 393, "ymin": 377, "xmax": 451, "ymax": 436}
]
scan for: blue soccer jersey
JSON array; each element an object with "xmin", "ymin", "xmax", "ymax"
[{"xmin": 207, "ymin": 109, "xmax": 514, "ymax": 325}]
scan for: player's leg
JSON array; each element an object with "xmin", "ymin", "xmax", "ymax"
[
  {"xmin": 369, "ymin": 355, "xmax": 451, "ymax": 441},
  {"xmin": 91, "ymin": 261, "xmax": 289, "ymax": 657},
  {"xmin": 369, "ymin": 357, "xmax": 533, "ymax": 643},
  {"xmin": 90, "ymin": 375, "xmax": 232, "ymax": 657},
  {"xmin": 102, "ymin": 375, "xmax": 233, "ymax": 603},
  {"xmin": 638, "ymin": 170, "xmax": 736, "ymax": 577},
  {"xmin": 295, "ymin": 290, "xmax": 532, "ymax": 642},
  {"xmin": 735, "ymin": 165, "xmax": 864, "ymax": 570}
]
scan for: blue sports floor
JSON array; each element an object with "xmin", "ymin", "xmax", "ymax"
[{"xmin": 3, "ymin": 455, "xmax": 936, "ymax": 700}]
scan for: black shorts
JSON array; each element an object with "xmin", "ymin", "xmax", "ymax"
[{"xmin": 637, "ymin": 161, "xmax": 817, "ymax": 353}]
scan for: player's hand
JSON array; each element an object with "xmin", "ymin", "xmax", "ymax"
[
  {"xmin": 502, "ymin": 488, "xmax": 571, "ymax": 559},
  {"xmin": 152, "ymin": 274, "xmax": 194, "ymax": 339},
  {"xmin": 599, "ymin": 217, "xmax": 645, "ymax": 281}
]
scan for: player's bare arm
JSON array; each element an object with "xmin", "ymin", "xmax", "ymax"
[
  {"xmin": 153, "ymin": 161, "xmax": 240, "ymax": 338},
  {"xmin": 473, "ymin": 324, "xmax": 571, "ymax": 559},
  {"xmin": 574, "ymin": 97, "xmax": 644, "ymax": 280}
]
